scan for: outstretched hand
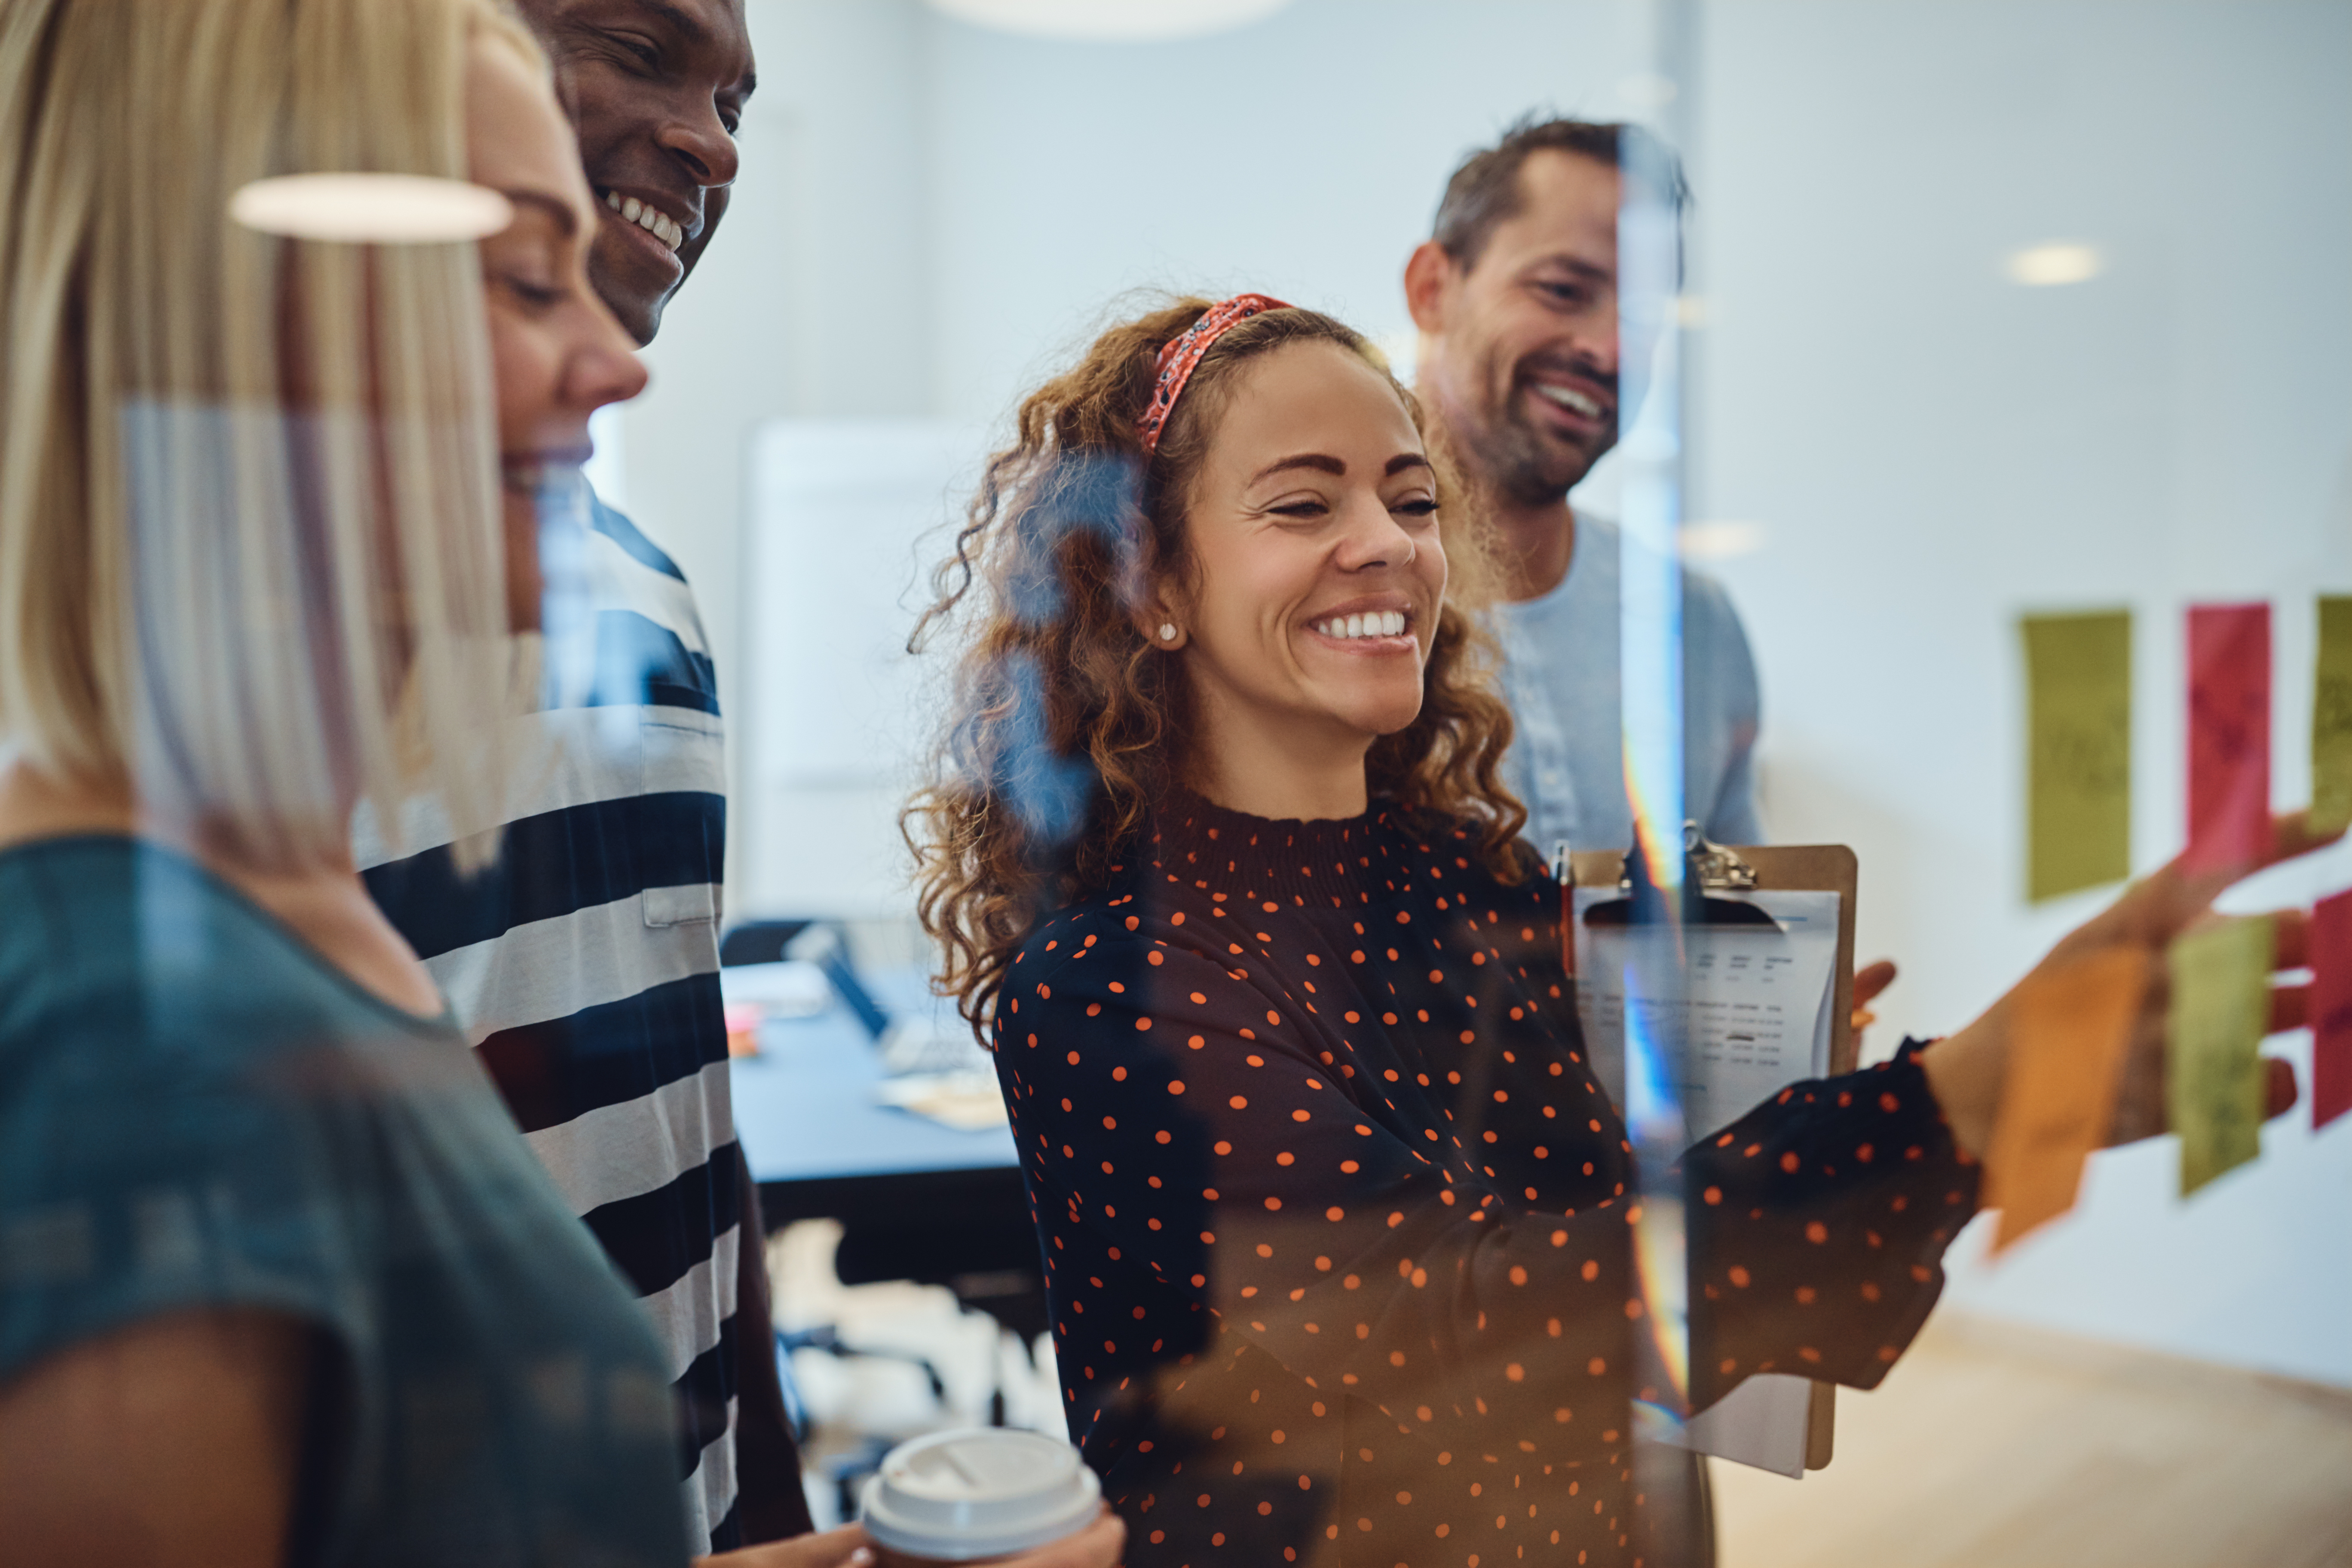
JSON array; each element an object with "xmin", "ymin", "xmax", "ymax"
[
  {"xmin": 1851, "ymin": 958, "xmax": 1898, "ymax": 1037},
  {"xmin": 1922, "ymin": 812, "xmax": 2338, "ymax": 1160}
]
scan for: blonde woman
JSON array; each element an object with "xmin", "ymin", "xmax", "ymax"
[
  {"xmin": 0, "ymin": 0, "xmax": 688, "ymax": 1561},
  {"xmin": 0, "ymin": 8, "xmax": 1130, "ymax": 1566}
]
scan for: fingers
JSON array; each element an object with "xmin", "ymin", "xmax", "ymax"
[
  {"xmin": 2103, "ymin": 1008, "xmax": 2171, "ymax": 1148},
  {"xmin": 2149, "ymin": 811, "xmax": 2348, "ymax": 920},
  {"xmin": 2269, "ymin": 983, "xmax": 2307, "ymax": 1036},
  {"xmin": 2270, "ymin": 907, "xmax": 2310, "ymax": 971},
  {"xmin": 2270, "ymin": 809, "xmax": 2350, "ymax": 865},
  {"xmin": 722, "ymin": 1524, "xmax": 867, "ymax": 1568},
  {"xmin": 1853, "ymin": 959, "xmax": 1898, "ymax": 1010},
  {"xmin": 2265, "ymin": 1057, "xmax": 2299, "ymax": 1120}
]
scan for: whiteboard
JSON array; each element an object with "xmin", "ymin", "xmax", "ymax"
[{"xmin": 738, "ymin": 418, "xmax": 988, "ymax": 919}]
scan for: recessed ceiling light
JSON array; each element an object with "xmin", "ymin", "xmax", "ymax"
[
  {"xmin": 925, "ymin": 0, "xmax": 1294, "ymax": 42},
  {"xmin": 2004, "ymin": 242, "xmax": 2104, "ymax": 287},
  {"xmin": 229, "ymin": 174, "xmax": 512, "ymax": 244},
  {"xmin": 1678, "ymin": 520, "xmax": 1766, "ymax": 561}
]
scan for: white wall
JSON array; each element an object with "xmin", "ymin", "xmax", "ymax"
[
  {"xmin": 626, "ymin": 0, "xmax": 2352, "ymax": 1383},
  {"xmin": 922, "ymin": 0, "xmax": 1644, "ymax": 423},
  {"xmin": 606, "ymin": 0, "xmax": 937, "ymax": 899},
  {"xmin": 738, "ymin": 419, "xmax": 983, "ymax": 919}
]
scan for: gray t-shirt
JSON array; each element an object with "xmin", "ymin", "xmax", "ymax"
[
  {"xmin": 0, "ymin": 837, "xmax": 688, "ymax": 1567},
  {"xmin": 1492, "ymin": 511, "xmax": 1764, "ymax": 857}
]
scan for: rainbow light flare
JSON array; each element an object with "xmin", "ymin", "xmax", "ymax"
[
  {"xmin": 1614, "ymin": 117, "xmax": 1695, "ymax": 1424},
  {"xmin": 1620, "ymin": 960, "xmax": 1691, "ymax": 1408}
]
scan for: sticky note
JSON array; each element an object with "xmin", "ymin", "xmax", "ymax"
[
  {"xmin": 2314, "ymin": 597, "xmax": 2352, "ymax": 837},
  {"xmin": 2021, "ymin": 611, "xmax": 2132, "ymax": 901},
  {"xmin": 2314, "ymin": 890, "xmax": 2352, "ymax": 1132},
  {"xmin": 2185, "ymin": 604, "xmax": 2271, "ymax": 874},
  {"xmin": 1983, "ymin": 948, "xmax": 2145, "ymax": 1250},
  {"xmin": 2167, "ymin": 915, "xmax": 2274, "ymax": 1195}
]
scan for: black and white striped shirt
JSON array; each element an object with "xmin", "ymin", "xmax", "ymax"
[{"xmin": 358, "ymin": 492, "xmax": 743, "ymax": 1555}]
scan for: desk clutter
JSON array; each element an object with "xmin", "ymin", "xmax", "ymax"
[{"xmin": 720, "ymin": 920, "xmax": 1005, "ymax": 1132}]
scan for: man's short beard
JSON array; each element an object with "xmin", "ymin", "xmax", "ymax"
[{"xmin": 1461, "ymin": 399, "xmax": 1608, "ymax": 508}]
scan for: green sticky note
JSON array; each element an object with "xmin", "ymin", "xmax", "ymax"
[
  {"xmin": 2022, "ymin": 611, "xmax": 2132, "ymax": 901},
  {"xmin": 2314, "ymin": 596, "xmax": 2352, "ymax": 836},
  {"xmin": 2167, "ymin": 915, "xmax": 2274, "ymax": 1197}
]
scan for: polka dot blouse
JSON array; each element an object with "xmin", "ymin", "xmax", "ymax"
[{"xmin": 992, "ymin": 796, "xmax": 1980, "ymax": 1568}]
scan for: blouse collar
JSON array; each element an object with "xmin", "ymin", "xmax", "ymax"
[{"xmin": 1142, "ymin": 789, "xmax": 1416, "ymax": 911}]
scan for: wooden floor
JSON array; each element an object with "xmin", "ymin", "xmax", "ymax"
[{"xmin": 1711, "ymin": 1312, "xmax": 2352, "ymax": 1568}]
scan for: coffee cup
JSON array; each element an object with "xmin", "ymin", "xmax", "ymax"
[{"xmin": 858, "ymin": 1427, "xmax": 1102, "ymax": 1566}]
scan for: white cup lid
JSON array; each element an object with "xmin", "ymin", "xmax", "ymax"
[{"xmin": 859, "ymin": 1428, "xmax": 1101, "ymax": 1560}]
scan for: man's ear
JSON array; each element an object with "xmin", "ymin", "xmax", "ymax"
[{"xmin": 1403, "ymin": 240, "xmax": 1456, "ymax": 334}]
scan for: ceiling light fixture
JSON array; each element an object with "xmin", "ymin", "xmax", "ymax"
[
  {"xmin": 1678, "ymin": 520, "xmax": 1766, "ymax": 562},
  {"xmin": 230, "ymin": 174, "xmax": 513, "ymax": 245},
  {"xmin": 925, "ymin": 0, "xmax": 1295, "ymax": 43},
  {"xmin": 2003, "ymin": 242, "xmax": 2104, "ymax": 287}
]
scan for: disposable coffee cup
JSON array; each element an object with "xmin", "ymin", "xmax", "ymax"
[{"xmin": 859, "ymin": 1427, "xmax": 1102, "ymax": 1565}]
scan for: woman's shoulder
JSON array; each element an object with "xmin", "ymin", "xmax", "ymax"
[
  {"xmin": 1014, "ymin": 869, "xmax": 1159, "ymax": 966},
  {"xmin": 0, "ymin": 843, "xmax": 686, "ymax": 1560},
  {"xmin": 0, "ymin": 840, "xmax": 646, "ymax": 1365},
  {"xmin": 0, "ymin": 836, "xmax": 449, "ymax": 1065},
  {"xmin": 1006, "ymin": 858, "xmax": 1237, "ymax": 989},
  {"xmin": 0, "ymin": 834, "xmax": 470, "ymax": 1183}
]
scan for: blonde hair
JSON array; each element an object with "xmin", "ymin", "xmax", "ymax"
[{"xmin": 0, "ymin": 0, "xmax": 536, "ymax": 870}]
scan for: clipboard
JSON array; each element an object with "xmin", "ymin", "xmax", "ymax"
[{"xmin": 1565, "ymin": 824, "xmax": 1860, "ymax": 1475}]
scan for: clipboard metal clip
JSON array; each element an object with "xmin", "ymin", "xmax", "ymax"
[
  {"xmin": 1586, "ymin": 821, "xmax": 1774, "ymax": 929},
  {"xmin": 1682, "ymin": 822, "xmax": 1759, "ymax": 892}
]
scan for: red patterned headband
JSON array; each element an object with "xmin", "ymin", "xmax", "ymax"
[{"xmin": 1134, "ymin": 293, "xmax": 1295, "ymax": 459}]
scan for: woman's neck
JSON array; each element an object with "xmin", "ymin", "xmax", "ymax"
[
  {"xmin": 0, "ymin": 759, "xmax": 444, "ymax": 1019},
  {"xmin": 1186, "ymin": 694, "xmax": 1372, "ymax": 823}
]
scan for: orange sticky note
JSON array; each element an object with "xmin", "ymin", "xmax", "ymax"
[{"xmin": 1982, "ymin": 949, "xmax": 2147, "ymax": 1251}]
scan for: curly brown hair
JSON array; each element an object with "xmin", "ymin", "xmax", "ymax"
[{"xmin": 906, "ymin": 296, "xmax": 1527, "ymax": 1036}]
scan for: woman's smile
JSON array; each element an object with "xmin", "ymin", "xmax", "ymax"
[{"xmin": 1302, "ymin": 595, "xmax": 1420, "ymax": 655}]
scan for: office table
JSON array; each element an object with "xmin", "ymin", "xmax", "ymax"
[{"xmin": 730, "ymin": 971, "xmax": 1042, "ymax": 1332}]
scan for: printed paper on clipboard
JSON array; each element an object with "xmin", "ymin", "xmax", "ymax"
[
  {"xmin": 1573, "ymin": 885, "xmax": 1844, "ymax": 1479},
  {"xmin": 1574, "ymin": 887, "xmax": 1842, "ymax": 1140}
]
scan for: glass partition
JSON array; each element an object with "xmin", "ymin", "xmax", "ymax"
[{"xmin": 687, "ymin": 3, "xmax": 2351, "ymax": 1564}]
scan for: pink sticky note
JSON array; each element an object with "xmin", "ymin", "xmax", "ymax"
[
  {"xmin": 2315, "ymin": 889, "xmax": 2352, "ymax": 1132},
  {"xmin": 2185, "ymin": 604, "xmax": 2271, "ymax": 873}
]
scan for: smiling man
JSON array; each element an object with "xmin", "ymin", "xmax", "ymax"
[
  {"xmin": 1405, "ymin": 116, "xmax": 1764, "ymax": 859},
  {"xmin": 535, "ymin": 0, "xmax": 751, "ymax": 345},
  {"xmin": 354, "ymin": 0, "xmax": 802, "ymax": 1558}
]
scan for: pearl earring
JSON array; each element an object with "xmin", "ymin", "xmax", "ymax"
[{"xmin": 1159, "ymin": 623, "xmax": 1178, "ymax": 642}]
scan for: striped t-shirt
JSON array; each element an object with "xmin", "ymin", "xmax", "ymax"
[{"xmin": 357, "ymin": 489, "xmax": 742, "ymax": 1556}]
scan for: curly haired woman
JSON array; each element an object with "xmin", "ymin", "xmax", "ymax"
[{"xmin": 909, "ymin": 294, "xmax": 2321, "ymax": 1568}]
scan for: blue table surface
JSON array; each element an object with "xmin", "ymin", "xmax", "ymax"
[{"xmin": 730, "ymin": 967, "xmax": 1022, "ymax": 1185}]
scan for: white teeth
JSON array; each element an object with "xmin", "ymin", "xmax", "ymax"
[
  {"xmin": 1535, "ymin": 384, "xmax": 1604, "ymax": 418},
  {"xmin": 1314, "ymin": 611, "xmax": 1410, "ymax": 640},
  {"xmin": 603, "ymin": 191, "xmax": 683, "ymax": 252}
]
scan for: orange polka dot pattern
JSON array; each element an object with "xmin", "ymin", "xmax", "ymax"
[{"xmin": 994, "ymin": 796, "xmax": 1979, "ymax": 1567}]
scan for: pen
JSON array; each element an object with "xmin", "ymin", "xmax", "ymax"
[{"xmin": 1552, "ymin": 838, "xmax": 1576, "ymax": 983}]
